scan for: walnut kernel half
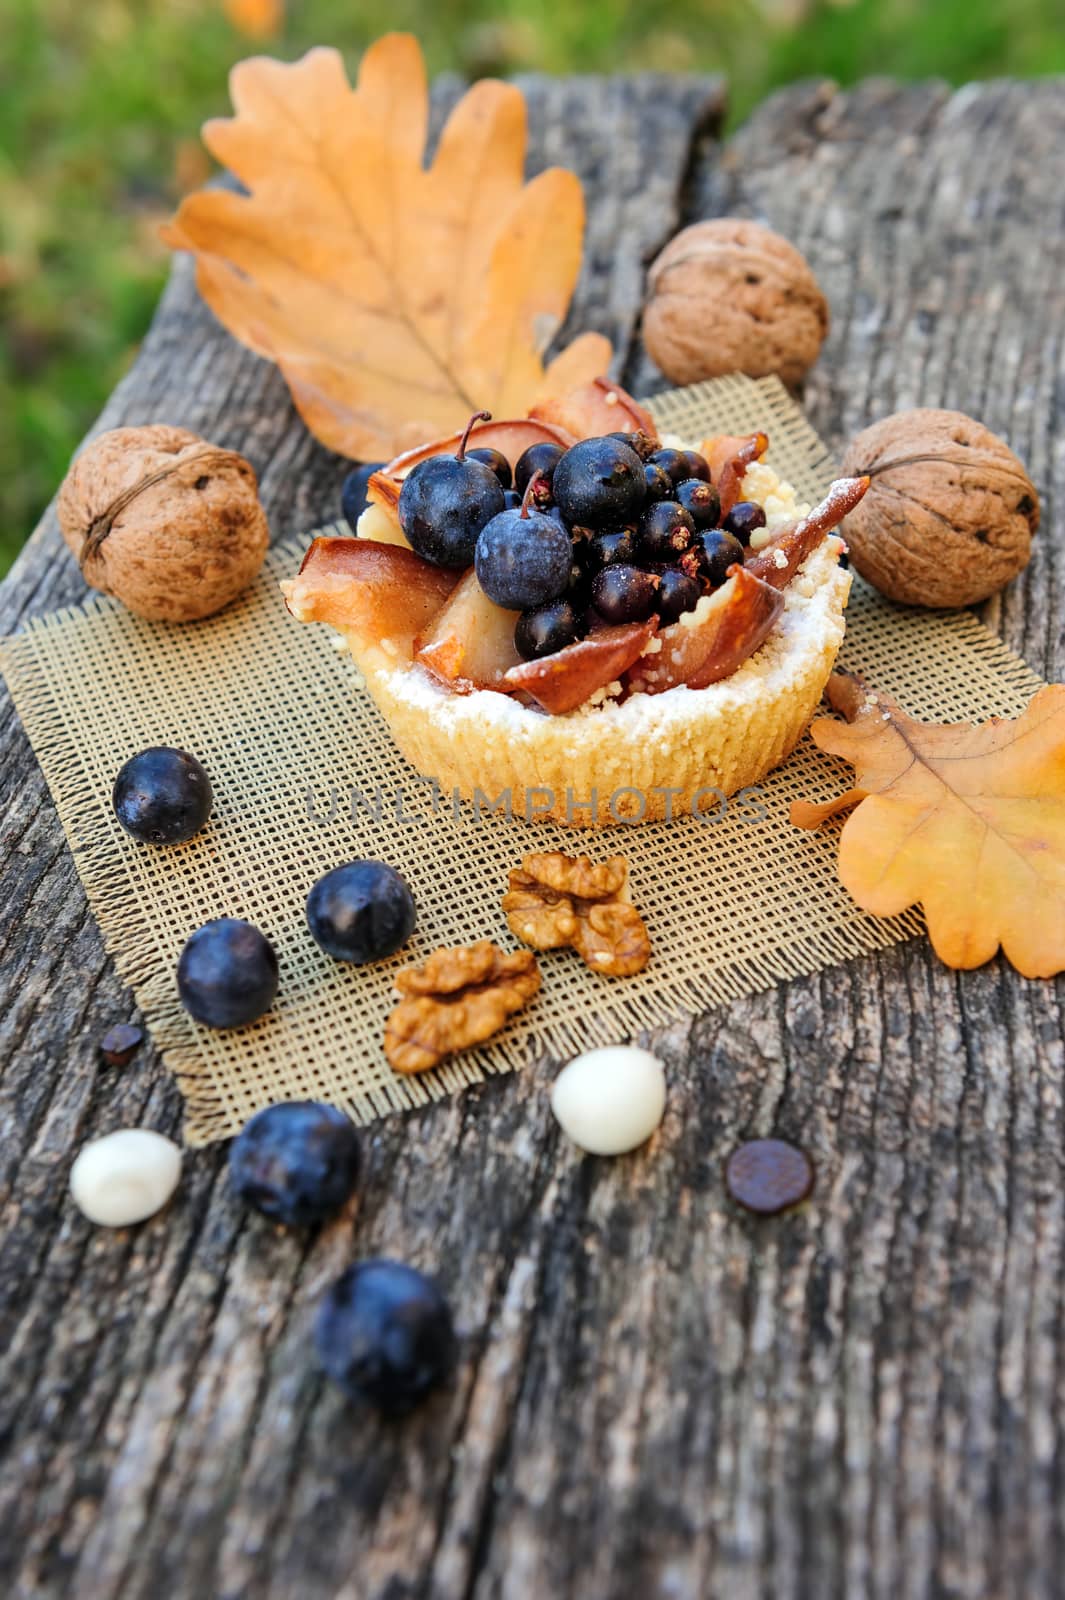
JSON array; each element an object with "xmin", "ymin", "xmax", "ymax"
[
  {"xmin": 384, "ymin": 941, "xmax": 541, "ymax": 1075},
  {"xmin": 503, "ymin": 851, "xmax": 651, "ymax": 977}
]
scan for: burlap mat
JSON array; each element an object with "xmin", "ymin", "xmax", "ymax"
[{"xmin": 1, "ymin": 376, "xmax": 1044, "ymax": 1145}]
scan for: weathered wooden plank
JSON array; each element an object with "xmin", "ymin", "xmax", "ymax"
[
  {"xmin": 0, "ymin": 72, "xmax": 727, "ymax": 1600},
  {"xmin": 3, "ymin": 68, "xmax": 1065, "ymax": 1600}
]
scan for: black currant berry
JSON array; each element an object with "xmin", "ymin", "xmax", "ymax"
[
  {"xmin": 696, "ymin": 528, "xmax": 745, "ymax": 587},
  {"xmin": 566, "ymin": 558, "xmax": 589, "ymax": 598},
  {"xmin": 648, "ymin": 447, "xmax": 690, "ymax": 487},
  {"xmin": 466, "ymin": 446, "xmax": 512, "ymax": 490},
  {"xmin": 643, "ymin": 462, "xmax": 674, "ymax": 502},
  {"xmin": 722, "ymin": 500, "xmax": 768, "ymax": 544},
  {"xmin": 315, "ymin": 1260, "xmax": 456, "ymax": 1416},
  {"xmin": 514, "ymin": 441, "xmax": 565, "ymax": 496},
  {"xmin": 681, "ymin": 449, "xmax": 712, "ymax": 482},
  {"xmin": 638, "ymin": 500, "xmax": 695, "ymax": 560},
  {"xmin": 341, "ymin": 462, "xmax": 385, "ymax": 528},
  {"xmin": 229, "ymin": 1102, "xmax": 361, "ymax": 1227},
  {"xmin": 657, "ymin": 567, "xmax": 703, "ymax": 622},
  {"xmin": 475, "ymin": 476, "xmax": 572, "ymax": 610},
  {"xmin": 586, "ymin": 526, "xmax": 640, "ymax": 569},
  {"xmin": 113, "ymin": 747, "xmax": 212, "ymax": 845},
  {"xmin": 591, "ymin": 564, "xmax": 660, "ymax": 624},
  {"xmin": 604, "ymin": 429, "xmax": 657, "ymax": 461},
  {"xmin": 306, "ymin": 860, "xmax": 416, "ymax": 964},
  {"xmin": 515, "ymin": 598, "xmax": 581, "ymax": 659},
  {"xmin": 552, "ymin": 437, "xmax": 646, "ymax": 528},
  {"xmin": 398, "ymin": 411, "xmax": 506, "ymax": 568},
  {"xmin": 177, "ymin": 918, "xmax": 278, "ymax": 1029},
  {"xmin": 676, "ymin": 478, "xmax": 721, "ymax": 530}
]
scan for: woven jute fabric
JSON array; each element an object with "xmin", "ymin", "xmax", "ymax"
[{"xmin": 0, "ymin": 376, "xmax": 1044, "ymax": 1145}]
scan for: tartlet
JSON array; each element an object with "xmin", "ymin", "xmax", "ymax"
[{"xmin": 284, "ymin": 400, "xmax": 862, "ymax": 828}]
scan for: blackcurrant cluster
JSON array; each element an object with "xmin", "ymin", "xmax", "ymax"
[
  {"xmin": 397, "ymin": 418, "xmax": 769, "ymax": 663},
  {"xmin": 501, "ymin": 433, "xmax": 770, "ymax": 661}
]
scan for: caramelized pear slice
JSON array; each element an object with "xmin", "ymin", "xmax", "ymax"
[
  {"xmin": 504, "ymin": 618, "xmax": 659, "ymax": 715},
  {"xmin": 696, "ymin": 432, "xmax": 769, "ymax": 515},
  {"xmin": 367, "ymin": 419, "xmax": 576, "ymax": 520},
  {"xmin": 529, "ymin": 377, "xmax": 658, "ymax": 444},
  {"xmin": 282, "ymin": 538, "xmax": 460, "ymax": 655},
  {"xmin": 415, "ymin": 570, "xmax": 523, "ymax": 692},
  {"xmin": 624, "ymin": 566, "xmax": 784, "ymax": 695},
  {"xmin": 745, "ymin": 476, "xmax": 870, "ymax": 589}
]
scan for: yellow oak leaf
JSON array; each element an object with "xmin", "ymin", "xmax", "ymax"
[
  {"xmin": 161, "ymin": 35, "xmax": 611, "ymax": 460},
  {"xmin": 791, "ymin": 673, "xmax": 1065, "ymax": 977}
]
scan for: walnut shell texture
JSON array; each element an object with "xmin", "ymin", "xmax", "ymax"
[
  {"xmin": 642, "ymin": 219, "xmax": 829, "ymax": 389},
  {"xmin": 57, "ymin": 424, "xmax": 269, "ymax": 622},
  {"xmin": 840, "ymin": 410, "xmax": 1039, "ymax": 608}
]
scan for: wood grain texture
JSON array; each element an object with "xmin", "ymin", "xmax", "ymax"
[{"xmin": 3, "ymin": 71, "xmax": 1065, "ymax": 1600}]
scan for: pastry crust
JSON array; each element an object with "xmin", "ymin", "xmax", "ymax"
[{"xmin": 342, "ymin": 537, "xmax": 850, "ymax": 828}]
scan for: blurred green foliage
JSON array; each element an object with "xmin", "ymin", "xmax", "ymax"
[{"xmin": 2, "ymin": 0, "xmax": 1062, "ymax": 574}]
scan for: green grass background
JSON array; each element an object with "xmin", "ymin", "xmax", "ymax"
[{"xmin": 2, "ymin": 0, "xmax": 1062, "ymax": 574}]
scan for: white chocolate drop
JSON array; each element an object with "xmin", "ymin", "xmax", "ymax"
[
  {"xmin": 550, "ymin": 1045, "xmax": 666, "ymax": 1156},
  {"xmin": 70, "ymin": 1129, "xmax": 182, "ymax": 1227}
]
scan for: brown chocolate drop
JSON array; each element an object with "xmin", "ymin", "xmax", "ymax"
[
  {"xmin": 99, "ymin": 1023, "xmax": 143, "ymax": 1067},
  {"xmin": 725, "ymin": 1138, "xmax": 813, "ymax": 1215}
]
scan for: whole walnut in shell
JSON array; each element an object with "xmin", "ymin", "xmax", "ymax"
[
  {"xmin": 840, "ymin": 410, "xmax": 1039, "ymax": 608},
  {"xmin": 642, "ymin": 218, "xmax": 829, "ymax": 389},
  {"xmin": 57, "ymin": 424, "xmax": 269, "ymax": 622}
]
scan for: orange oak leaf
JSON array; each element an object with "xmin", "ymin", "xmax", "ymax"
[
  {"xmin": 161, "ymin": 34, "xmax": 612, "ymax": 460},
  {"xmin": 791, "ymin": 672, "xmax": 1065, "ymax": 977},
  {"xmin": 223, "ymin": 0, "xmax": 283, "ymax": 40}
]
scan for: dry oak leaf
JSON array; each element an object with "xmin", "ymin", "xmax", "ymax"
[
  {"xmin": 384, "ymin": 940, "xmax": 541, "ymax": 1075},
  {"xmin": 161, "ymin": 34, "xmax": 612, "ymax": 461},
  {"xmin": 791, "ymin": 673, "xmax": 1065, "ymax": 977},
  {"xmin": 503, "ymin": 851, "xmax": 651, "ymax": 976}
]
